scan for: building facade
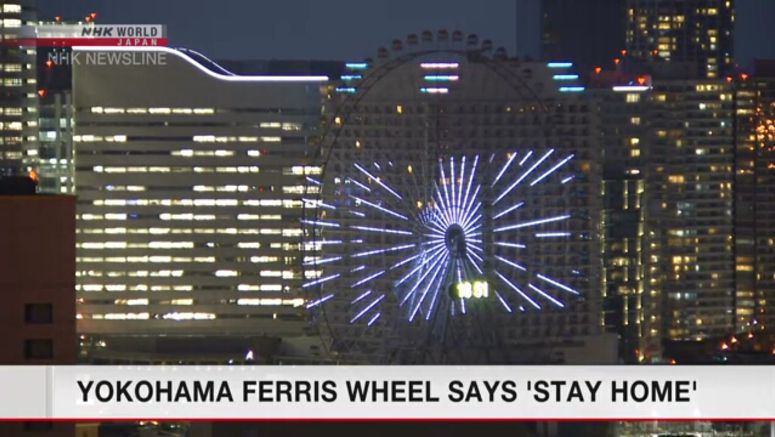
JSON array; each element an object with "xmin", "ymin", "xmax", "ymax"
[
  {"xmin": 646, "ymin": 79, "xmax": 736, "ymax": 344},
  {"xmin": 588, "ymin": 73, "xmax": 652, "ymax": 362},
  {"xmin": 0, "ymin": 0, "xmax": 36, "ymax": 177},
  {"xmin": 73, "ymin": 46, "xmax": 326, "ymax": 363},
  {"xmin": 590, "ymin": 69, "xmax": 739, "ymax": 360},
  {"xmin": 625, "ymin": 0, "xmax": 735, "ymax": 78},
  {"xmin": 734, "ymin": 63, "xmax": 775, "ymax": 334}
]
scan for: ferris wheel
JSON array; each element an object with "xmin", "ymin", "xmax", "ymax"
[{"xmin": 302, "ymin": 31, "xmax": 594, "ymax": 364}]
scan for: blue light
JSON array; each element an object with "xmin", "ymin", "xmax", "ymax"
[
  {"xmin": 303, "ymin": 256, "xmax": 343, "ymax": 266},
  {"xmin": 350, "ymin": 195, "xmax": 409, "ymax": 220},
  {"xmin": 400, "ymin": 251, "xmax": 447, "ymax": 304},
  {"xmin": 305, "ymin": 294, "xmax": 334, "ymax": 309},
  {"xmin": 530, "ymin": 154, "xmax": 574, "ymax": 186},
  {"xmin": 335, "ymin": 87, "xmax": 357, "ymax": 93},
  {"xmin": 495, "ymin": 271, "xmax": 541, "ymax": 309},
  {"xmin": 345, "ymin": 62, "xmax": 368, "ymax": 70},
  {"xmin": 552, "ymin": 74, "xmax": 579, "ymax": 80},
  {"xmin": 559, "ymin": 86, "xmax": 585, "ymax": 93},
  {"xmin": 547, "ymin": 62, "xmax": 573, "ymax": 68},
  {"xmin": 367, "ymin": 312, "xmax": 381, "ymax": 326},
  {"xmin": 494, "ymin": 149, "xmax": 554, "ymax": 204},
  {"xmin": 495, "ymin": 291, "xmax": 512, "ymax": 313},
  {"xmin": 409, "ymin": 255, "xmax": 449, "ymax": 321},
  {"xmin": 354, "ymin": 163, "xmax": 403, "ymax": 199},
  {"xmin": 424, "ymin": 75, "xmax": 459, "ymax": 81},
  {"xmin": 494, "ymin": 214, "xmax": 571, "ymax": 233},
  {"xmin": 340, "ymin": 74, "xmax": 362, "ymax": 80},
  {"xmin": 536, "ymin": 273, "xmax": 580, "ymax": 295},
  {"xmin": 302, "ymin": 273, "xmax": 341, "ymax": 289},
  {"xmin": 495, "ymin": 255, "xmax": 527, "ymax": 272},
  {"xmin": 352, "ymin": 270, "xmax": 385, "ymax": 288},
  {"xmin": 528, "ymin": 283, "xmax": 565, "ymax": 308},
  {"xmin": 420, "ymin": 87, "xmax": 449, "ymax": 94},
  {"xmin": 351, "ymin": 294, "xmax": 385, "ymax": 323}
]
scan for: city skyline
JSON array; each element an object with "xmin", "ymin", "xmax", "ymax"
[{"xmin": 37, "ymin": 0, "xmax": 775, "ymax": 68}]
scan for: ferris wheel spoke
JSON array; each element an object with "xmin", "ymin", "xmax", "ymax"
[
  {"xmin": 449, "ymin": 157, "xmax": 458, "ymax": 221},
  {"xmin": 536, "ymin": 273, "xmax": 580, "ymax": 295},
  {"xmin": 493, "ymin": 201, "xmax": 525, "ymax": 221},
  {"xmin": 438, "ymin": 160, "xmax": 455, "ymax": 222},
  {"xmin": 350, "ymin": 225, "xmax": 413, "ymax": 236},
  {"xmin": 302, "ymin": 273, "xmax": 341, "ymax": 289},
  {"xmin": 495, "ymin": 271, "xmax": 541, "ymax": 310},
  {"xmin": 518, "ymin": 150, "xmax": 533, "ymax": 166},
  {"xmin": 303, "ymin": 256, "xmax": 343, "ymax": 266},
  {"xmin": 461, "ymin": 207, "xmax": 482, "ymax": 232},
  {"xmin": 494, "ymin": 290, "xmax": 513, "ymax": 313},
  {"xmin": 494, "ymin": 149, "xmax": 554, "ymax": 205},
  {"xmin": 493, "ymin": 214, "xmax": 571, "ymax": 233},
  {"xmin": 461, "ymin": 155, "xmax": 479, "ymax": 219},
  {"xmin": 346, "ymin": 177, "xmax": 372, "ymax": 193},
  {"xmin": 396, "ymin": 244, "xmax": 447, "ymax": 287},
  {"xmin": 494, "ymin": 241, "xmax": 526, "ymax": 249},
  {"xmin": 351, "ymin": 270, "xmax": 385, "ymax": 288},
  {"xmin": 350, "ymin": 289, "xmax": 372, "ymax": 305},
  {"xmin": 400, "ymin": 248, "xmax": 448, "ymax": 305},
  {"xmin": 409, "ymin": 254, "xmax": 449, "ymax": 322},
  {"xmin": 352, "ymin": 243, "xmax": 415, "ymax": 259},
  {"xmin": 458, "ymin": 184, "xmax": 481, "ymax": 227},
  {"xmin": 456, "ymin": 156, "xmax": 466, "ymax": 222},
  {"xmin": 529, "ymin": 154, "xmax": 574, "ymax": 187},
  {"xmin": 367, "ymin": 312, "xmax": 381, "ymax": 327},
  {"xmin": 432, "ymin": 181, "xmax": 454, "ymax": 226},
  {"xmin": 388, "ymin": 252, "xmax": 423, "ymax": 271},
  {"xmin": 354, "ymin": 163, "xmax": 403, "ymax": 200},
  {"xmin": 465, "ymin": 252, "xmax": 483, "ymax": 274},
  {"xmin": 492, "ymin": 152, "xmax": 517, "ymax": 187},
  {"xmin": 495, "ymin": 255, "xmax": 527, "ymax": 272},
  {"xmin": 350, "ymin": 294, "xmax": 386, "ymax": 323},
  {"xmin": 305, "ymin": 294, "xmax": 335, "ymax": 309},
  {"xmin": 422, "ymin": 255, "xmax": 452, "ymax": 321},
  {"xmin": 349, "ymin": 195, "xmax": 409, "ymax": 220},
  {"xmin": 528, "ymin": 283, "xmax": 565, "ymax": 308}
]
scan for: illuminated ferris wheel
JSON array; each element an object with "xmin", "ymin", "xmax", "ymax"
[{"xmin": 302, "ymin": 31, "xmax": 594, "ymax": 364}]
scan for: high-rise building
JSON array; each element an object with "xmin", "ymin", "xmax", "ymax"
[
  {"xmin": 540, "ymin": 0, "xmax": 626, "ymax": 75},
  {"xmin": 0, "ymin": 0, "xmax": 36, "ymax": 177},
  {"xmin": 647, "ymin": 79, "xmax": 736, "ymax": 344},
  {"xmin": 625, "ymin": 0, "xmax": 735, "ymax": 79},
  {"xmin": 72, "ymin": 46, "xmax": 327, "ymax": 363},
  {"xmin": 734, "ymin": 62, "xmax": 775, "ymax": 334},
  {"xmin": 588, "ymin": 72, "xmax": 652, "ymax": 362},
  {"xmin": 589, "ymin": 68, "xmax": 738, "ymax": 361},
  {"xmin": 33, "ymin": 18, "xmax": 77, "ymax": 194}
]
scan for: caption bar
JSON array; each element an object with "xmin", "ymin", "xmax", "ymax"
[{"xmin": 0, "ymin": 366, "xmax": 772, "ymax": 420}]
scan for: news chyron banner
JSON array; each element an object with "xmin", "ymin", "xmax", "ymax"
[{"xmin": 0, "ymin": 366, "xmax": 773, "ymax": 420}]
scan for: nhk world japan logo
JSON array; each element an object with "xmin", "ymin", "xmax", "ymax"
[{"xmin": 9, "ymin": 24, "xmax": 167, "ymax": 47}]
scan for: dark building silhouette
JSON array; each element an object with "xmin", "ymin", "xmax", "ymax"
[
  {"xmin": 0, "ymin": 176, "xmax": 76, "ymax": 437},
  {"xmin": 540, "ymin": 0, "xmax": 626, "ymax": 75}
]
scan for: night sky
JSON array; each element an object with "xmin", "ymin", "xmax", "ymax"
[{"xmin": 37, "ymin": 0, "xmax": 775, "ymax": 68}]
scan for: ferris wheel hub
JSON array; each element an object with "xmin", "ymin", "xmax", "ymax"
[{"xmin": 444, "ymin": 224, "xmax": 467, "ymax": 258}]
